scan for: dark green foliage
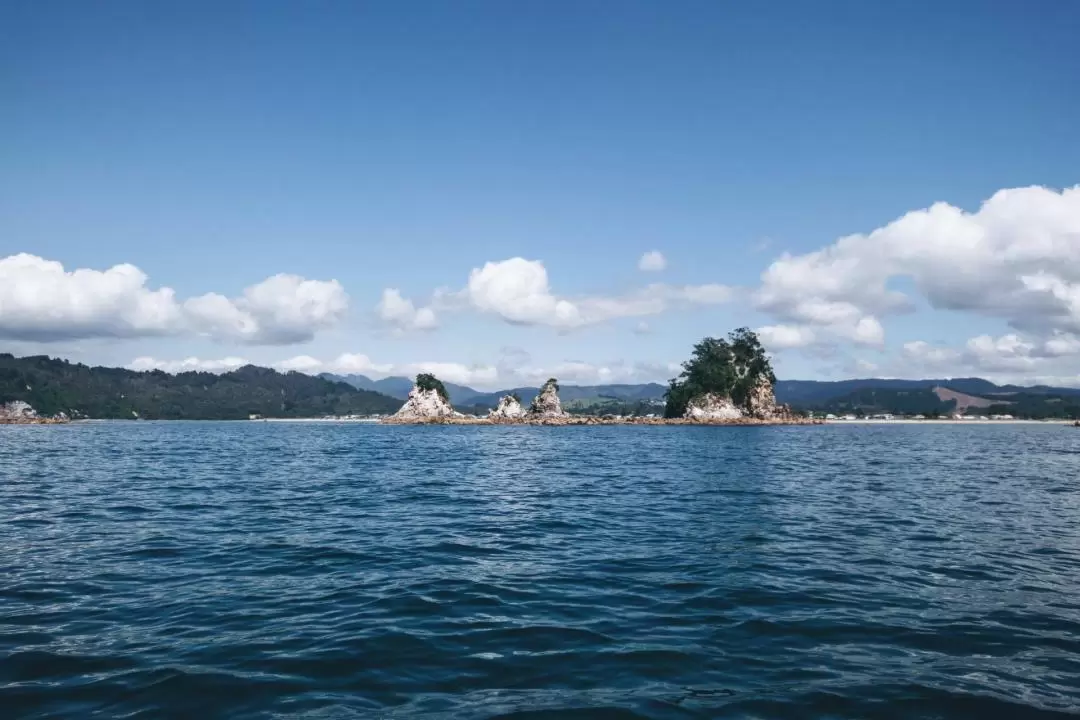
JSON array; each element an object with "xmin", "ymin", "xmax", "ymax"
[
  {"xmin": 664, "ymin": 328, "xmax": 775, "ymax": 418},
  {"xmin": 545, "ymin": 378, "xmax": 559, "ymax": 392},
  {"xmin": 0, "ymin": 354, "xmax": 400, "ymax": 420},
  {"xmin": 415, "ymin": 373, "xmax": 449, "ymax": 402}
]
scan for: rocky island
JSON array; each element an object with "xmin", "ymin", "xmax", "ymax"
[{"xmin": 383, "ymin": 329, "xmax": 821, "ymax": 426}]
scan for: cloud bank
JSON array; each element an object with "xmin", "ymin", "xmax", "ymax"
[
  {"xmin": 755, "ymin": 185, "xmax": 1080, "ymax": 349},
  {"xmin": 0, "ymin": 254, "xmax": 347, "ymax": 345},
  {"xmin": 379, "ymin": 257, "xmax": 730, "ymax": 331}
]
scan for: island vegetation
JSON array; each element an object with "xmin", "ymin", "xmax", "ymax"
[
  {"xmin": 664, "ymin": 327, "xmax": 775, "ymax": 418},
  {"xmin": 414, "ymin": 373, "xmax": 450, "ymax": 402}
]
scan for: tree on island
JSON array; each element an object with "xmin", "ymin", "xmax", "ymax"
[
  {"xmin": 415, "ymin": 373, "xmax": 449, "ymax": 402},
  {"xmin": 663, "ymin": 327, "xmax": 776, "ymax": 418}
]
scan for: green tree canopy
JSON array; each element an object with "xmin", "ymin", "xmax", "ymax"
[
  {"xmin": 415, "ymin": 373, "xmax": 449, "ymax": 402},
  {"xmin": 663, "ymin": 328, "xmax": 775, "ymax": 418}
]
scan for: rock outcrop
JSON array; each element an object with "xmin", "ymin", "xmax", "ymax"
[
  {"xmin": 528, "ymin": 379, "xmax": 567, "ymax": 418},
  {"xmin": 745, "ymin": 375, "xmax": 778, "ymax": 418},
  {"xmin": 683, "ymin": 376, "xmax": 792, "ymax": 422},
  {"xmin": 391, "ymin": 385, "xmax": 457, "ymax": 421},
  {"xmin": 1, "ymin": 401, "xmax": 37, "ymax": 421},
  {"xmin": 683, "ymin": 393, "xmax": 744, "ymax": 420},
  {"xmin": 489, "ymin": 394, "xmax": 526, "ymax": 419},
  {"xmin": 0, "ymin": 401, "xmax": 69, "ymax": 424}
]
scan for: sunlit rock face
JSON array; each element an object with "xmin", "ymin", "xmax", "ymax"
[
  {"xmin": 745, "ymin": 375, "xmax": 779, "ymax": 419},
  {"xmin": 393, "ymin": 386, "xmax": 456, "ymax": 420},
  {"xmin": 489, "ymin": 395, "xmax": 525, "ymax": 419},
  {"xmin": 683, "ymin": 393, "xmax": 744, "ymax": 420},
  {"xmin": 0, "ymin": 401, "xmax": 37, "ymax": 421},
  {"xmin": 528, "ymin": 379, "xmax": 567, "ymax": 418}
]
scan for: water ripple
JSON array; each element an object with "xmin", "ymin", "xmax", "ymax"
[{"xmin": 2, "ymin": 422, "xmax": 1080, "ymax": 718}]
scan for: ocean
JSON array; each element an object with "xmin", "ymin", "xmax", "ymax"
[{"xmin": 2, "ymin": 422, "xmax": 1079, "ymax": 718}]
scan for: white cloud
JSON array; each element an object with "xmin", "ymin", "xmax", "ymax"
[
  {"xmin": 128, "ymin": 356, "xmax": 250, "ymax": 373},
  {"xmin": 0, "ymin": 253, "xmax": 183, "ymax": 341},
  {"xmin": 508, "ymin": 359, "xmax": 679, "ymax": 387},
  {"xmin": 283, "ymin": 354, "xmax": 498, "ymax": 387},
  {"xmin": 0, "ymin": 254, "xmax": 348, "ymax": 345},
  {"xmin": 757, "ymin": 324, "xmax": 817, "ymax": 350},
  {"xmin": 327, "ymin": 353, "xmax": 394, "ymax": 375},
  {"xmin": 375, "ymin": 288, "xmax": 437, "ymax": 333},
  {"xmin": 220, "ymin": 274, "xmax": 348, "ymax": 345},
  {"xmin": 756, "ymin": 185, "xmax": 1080, "ymax": 346},
  {"xmin": 275, "ymin": 355, "xmax": 325, "ymax": 373},
  {"xmin": 638, "ymin": 251, "xmax": 666, "ymax": 272},
  {"xmin": 462, "ymin": 257, "xmax": 730, "ymax": 329},
  {"xmin": 1044, "ymin": 332, "xmax": 1080, "ymax": 357}
]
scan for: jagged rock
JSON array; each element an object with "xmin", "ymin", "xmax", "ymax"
[
  {"xmin": 0, "ymin": 401, "xmax": 37, "ymax": 421},
  {"xmin": 392, "ymin": 385, "xmax": 456, "ymax": 420},
  {"xmin": 684, "ymin": 393, "xmax": 744, "ymax": 420},
  {"xmin": 745, "ymin": 375, "xmax": 777, "ymax": 418},
  {"xmin": 529, "ymin": 379, "xmax": 567, "ymax": 417},
  {"xmin": 489, "ymin": 394, "xmax": 525, "ymax": 419}
]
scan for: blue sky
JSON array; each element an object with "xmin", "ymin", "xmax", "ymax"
[{"xmin": 3, "ymin": 1, "xmax": 1080, "ymax": 388}]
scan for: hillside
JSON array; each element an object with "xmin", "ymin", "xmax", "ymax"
[
  {"xmin": 774, "ymin": 377, "xmax": 1080, "ymax": 405},
  {"xmin": 810, "ymin": 384, "xmax": 1080, "ymax": 419},
  {"xmin": 0, "ymin": 355, "xmax": 401, "ymax": 420}
]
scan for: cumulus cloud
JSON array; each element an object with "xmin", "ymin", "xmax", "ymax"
[
  {"xmin": 755, "ymin": 185, "xmax": 1080, "ymax": 347},
  {"xmin": 463, "ymin": 257, "xmax": 730, "ymax": 329},
  {"xmin": 757, "ymin": 324, "xmax": 818, "ymax": 350},
  {"xmin": 185, "ymin": 274, "xmax": 348, "ymax": 345},
  {"xmin": 0, "ymin": 254, "xmax": 348, "ymax": 345},
  {"xmin": 638, "ymin": 251, "xmax": 666, "ymax": 272},
  {"xmin": 375, "ymin": 289, "xmax": 438, "ymax": 333},
  {"xmin": 0, "ymin": 253, "xmax": 183, "ymax": 341}
]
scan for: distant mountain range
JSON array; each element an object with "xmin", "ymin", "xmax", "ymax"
[
  {"xmin": 321, "ymin": 373, "xmax": 1080, "ymax": 414},
  {"xmin": 5, "ymin": 353, "xmax": 1078, "ymax": 420}
]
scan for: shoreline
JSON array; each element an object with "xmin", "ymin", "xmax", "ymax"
[
  {"xmin": 823, "ymin": 418, "xmax": 1070, "ymax": 425},
  {"xmin": 380, "ymin": 416, "xmax": 823, "ymax": 426},
  {"xmin": 2, "ymin": 417, "xmax": 1074, "ymax": 426}
]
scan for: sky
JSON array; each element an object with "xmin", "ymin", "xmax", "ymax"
[{"xmin": 3, "ymin": 0, "xmax": 1080, "ymax": 389}]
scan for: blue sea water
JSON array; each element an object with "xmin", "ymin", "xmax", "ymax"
[{"xmin": 1, "ymin": 422, "xmax": 1079, "ymax": 719}]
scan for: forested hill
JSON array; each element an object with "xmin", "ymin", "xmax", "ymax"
[{"xmin": 0, "ymin": 354, "xmax": 401, "ymax": 420}]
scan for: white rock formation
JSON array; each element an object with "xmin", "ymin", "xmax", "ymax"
[
  {"xmin": 0, "ymin": 401, "xmax": 37, "ymax": 421},
  {"xmin": 528, "ymin": 379, "xmax": 567, "ymax": 417},
  {"xmin": 489, "ymin": 394, "xmax": 526, "ymax": 419},
  {"xmin": 392, "ymin": 386, "xmax": 456, "ymax": 420},
  {"xmin": 684, "ymin": 393, "xmax": 744, "ymax": 420},
  {"xmin": 745, "ymin": 375, "xmax": 778, "ymax": 419}
]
